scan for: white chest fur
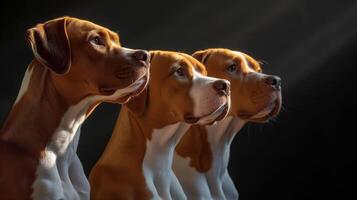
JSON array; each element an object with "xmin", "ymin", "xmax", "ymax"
[
  {"xmin": 173, "ymin": 117, "xmax": 245, "ymax": 200},
  {"xmin": 31, "ymin": 97, "xmax": 96, "ymax": 200},
  {"xmin": 31, "ymin": 85, "xmax": 143, "ymax": 200},
  {"xmin": 205, "ymin": 117, "xmax": 244, "ymax": 200},
  {"xmin": 142, "ymin": 122, "xmax": 190, "ymax": 200},
  {"xmin": 14, "ymin": 66, "xmax": 34, "ymax": 105}
]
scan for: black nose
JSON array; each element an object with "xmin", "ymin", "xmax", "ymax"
[
  {"xmin": 213, "ymin": 80, "xmax": 230, "ymax": 96},
  {"xmin": 133, "ymin": 50, "xmax": 150, "ymax": 64},
  {"xmin": 264, "ymin": 75, "xmax": 281, "ymax": 90}
]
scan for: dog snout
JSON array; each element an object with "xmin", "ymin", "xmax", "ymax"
[
  {"xmin": 213, "ymin": 80, "xmax": 230, "ymax": 96},
  {"xmin": 264, "ymin": 75, "xmax": 281, "ymax": 90},
  {"xmin": 132, "ymin": 50, "xmax": 150, "ymax": 65}
]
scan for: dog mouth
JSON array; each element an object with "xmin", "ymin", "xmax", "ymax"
[
  {"xmin": 100, "ymin": 73, "xmax": 149, "ymax": 103},
  {"xmin": 239, "ymin": 99, "xmax": 281, "ymax": 123},
  {"xmin": 185, "ymin": 102, "xmax": 230, "ymax": 125},
  {"xmin": 138, "ymin": 60, "xmax": 149, "ymax": 68},
  {"xmin": 116, "ymin": 75, "xmax": 149, "ymax": 103}
]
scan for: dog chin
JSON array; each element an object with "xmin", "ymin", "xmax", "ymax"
[
  {"xmin": 195, "ymin": 102, "xmax": 230, "ymax": 125},
  {"xmin": 103, "ymin": 73, "xmax": 149, "ymax": 104},
  {"xmin": 248, "ymin": 99, "xmax": 281, "ymax": 123}
]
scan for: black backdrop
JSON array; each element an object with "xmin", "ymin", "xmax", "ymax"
[{"xmin": 0, "ymin": 0, "xmax": 350, "ymax": 199}]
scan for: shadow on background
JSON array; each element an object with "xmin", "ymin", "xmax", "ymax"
[{"xmin": 1, "ymin": 0, "xmax": 351, "ymax": 199}]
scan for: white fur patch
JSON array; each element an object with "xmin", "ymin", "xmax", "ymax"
[
  {"xmin": 172, "ymin": 117, "xmax": 245, "ymax": 200},
  {"xmin": 14, "ymin": 66, "xmax": 34, "ymax": 104},
  {"xmin": 32, "ymin": 78, "xmax": 146, "ymax": 199},
  {"xmin": 142, "ymin": 122, "xmax": 190, "ymax": 200},
  {"xmin": 189, "ymin": 69, "xmax": 230, "ymax": 125},
  {"xmin": 39, "ymin": 150, "xmax": 57, "ymax": 168},
  {"xmin": 172, "ymin": 154, "xmax": 211, "ymax": 200},
  {"xmin": 205, "ymin": 117, "xmax": 244, "ymax": 199}
]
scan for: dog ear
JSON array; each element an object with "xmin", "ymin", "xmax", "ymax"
[
  {"xmin": 26, "ymin": 17, "xmax": 71, "ymax": 74},
  {"xmin": 192, "ymin": 49, "xmax": 211, "ymax": 64}
]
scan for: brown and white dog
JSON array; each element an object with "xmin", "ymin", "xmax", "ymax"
[
  {"xmin": 173, "ymin": 48, "xmax": 282, "ymax": 200},
  {"xmin": 89, "ymin": 50, "xmax": 231, "ymax": 200},
  {"xmin": 0, "ymin": 17, "xmax": 149, "ymax": 199}
]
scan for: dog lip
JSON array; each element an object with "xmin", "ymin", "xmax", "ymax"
[
  {"xmin": 139, "ymin": 60, "xmax": 149, "ymax": 67},
  {"xmin": 194, "ymin": 103, "xmax": 230, "ymax": 125},
  {"xmin": 133, "ymin": 59, "xmax": 150, "ymax": 70},
  {"xmin": 99, "ymin": 73, "xmax": 148, "ymax": 99},
  {"xmin": 209, "ymin": 103, "xmax": 229, "ymax": 119},
  {"xmin": 184, "ymin": 114, "xmax": 200, "ymax": 124},
  {"xmin": 116, "ymin": 74, "xmax": 150, "ymax": 104},
  {"xmin": 246, "ymin": 99, "xmax": 281, "ymax": 122},
  {"xmin": 117, "ymin": 76, "xmax": 147, "ymax": 100},
  {"xmin": 214, "ymin": 105, "xmax": 229, "ymax": 121},
  {"xmin": 238, "ymin": 112, "xmax": 253, "ymax": 119},
  {"xmin": 99, "ymin": 88, "xmax": 117, "ymax": 95},
  {"xmin": 219, "ymin": 90, "xmax": 230, "ymax": 97},
  {"xmin": 115, "ymin": 63, "xmax": 149, "ymax": 79}
]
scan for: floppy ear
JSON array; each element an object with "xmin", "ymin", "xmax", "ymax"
[
  {"xmin": 26, "ymin": 17, "xmax": 71, "ymax": 74},
  {"xmin": 192, "ymin": 49, "xmax": 210, "ymax": 64}
]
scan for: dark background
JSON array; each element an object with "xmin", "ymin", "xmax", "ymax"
[{"xmin": 0, "ymin": 0, "xmax": 349, "ymax": 199}]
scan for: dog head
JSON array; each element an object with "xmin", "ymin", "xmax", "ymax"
[
  {"xmin": 26, "ymin": 16, "xmax": 149, "ymax": 104},
  {"xmin": 125, "ymin": 50, "xmax": 231, "ymax": 126},
  {"xmin": 193, "ymin": 48, "xmax": 282, "ymax": 123}
]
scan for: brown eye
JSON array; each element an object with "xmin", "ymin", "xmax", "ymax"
[
  {"xmin": 226, "ymin": 63, "xmax": 237, "ymax": 73},
  {"xmin": 90, "ymin": 36, "xmax": 104, "ymax": 46},
  {"xmin": 174, "ymin": 67, "xmax": 185, "ymax": 77}
]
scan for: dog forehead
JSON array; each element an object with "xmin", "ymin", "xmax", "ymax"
[
  {"xmin": 150, "ymin": 51, "xmax": 180, "ymax": 68},
  {"xmin": 151, "ymin": 51, "xmax": 191, "ymax": 67},
  {"xmin": 229, "ymin": 51, "xmax": 262, "ymax": 72},
  {"xmin": 205, "ymin": 49, "xmax": 261, "ymax": 72},
  {"xmin": 66, "ymin": 17, "xmax": 119, "ymax": 40},
  {"xmin": 178, "ymin": 53, "xmax": 207, "ymax": 75},
  {"xmin": 202, "ymin": 49, "xmax": 239, "ymax": 71},
  {"xmin": 150, "ymin": 51, "xmax": 207, "ymax": 78}
]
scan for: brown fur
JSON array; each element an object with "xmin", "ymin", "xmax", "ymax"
[
  {"xmin": 89, "ymin": 51, "xmax": 216, "ymax": 199},
  {"xmin": 0, "ymin": 16, "xmax": 149, "ymax": 199},
  {"xmin": 175, "ymin": 124, "xmax": 213, "ymax": 172},
  {"xmin": 176, "ymin": 48, "xmax": 282, "ymax": 172}
]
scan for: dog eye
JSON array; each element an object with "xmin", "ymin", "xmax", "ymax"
[
  {"xmin": 174, "ymin": 67, "xmax": 185, "ymax": 77},
  {"xmin": 90, "ymin": 36, "xmax": 104, "ymax": 46},
  {"xmin": 226, "ymin": 63, "xmax": 237, "ymax": 73}
]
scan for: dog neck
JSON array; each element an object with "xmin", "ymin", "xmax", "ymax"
[
  {"xmin": 1, "ymin": 60, "xmax": 70, "ymax": 156},
  {"xmin": 101, "ymin": 107, "xmax": 190, "ymax": 199},
  {"xmin": 206, "ymin": 116, "xmax": 246, "ymax": 148},
  {"xmin": 176, "ymin": 116, "xmax": 245, "ymax": 173},
  {"xmin": 174, "ymin": 116, "xmax": 245, "ymax": 199},
  {"xmin": 1, "ymin": 60, "xmax": 110, "ymax": 157},
  {"xmin": 205, "ymin": 116, "xmax": 245, "ymax": 173},
  {"xmin": 140, "ymin": 114, "xmax": 190, "ymax": 199}
]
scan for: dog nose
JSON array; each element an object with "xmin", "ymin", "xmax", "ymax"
[
  {"xmin": 132, "ymin": 50, "xmax": 150, "ymax": 64},
  {"xmin": 264, "ymin": 75, "xmax": 281, "ymax": 90},
  {"xmin": 213, "ymin": 80, "xmax": 230, "ymax": 96}
]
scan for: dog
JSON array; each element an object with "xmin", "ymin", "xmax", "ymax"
[
  {"xmin": 89, "ymin": 50, "xmax": 231, "ymax": 200},
  {"xmin": 173, "ymin": 48, "xmax": 282, "ymax": 200},
  {"xmin": 0, "ymin": 16, "xmax": 150, "ymax": 199}
]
